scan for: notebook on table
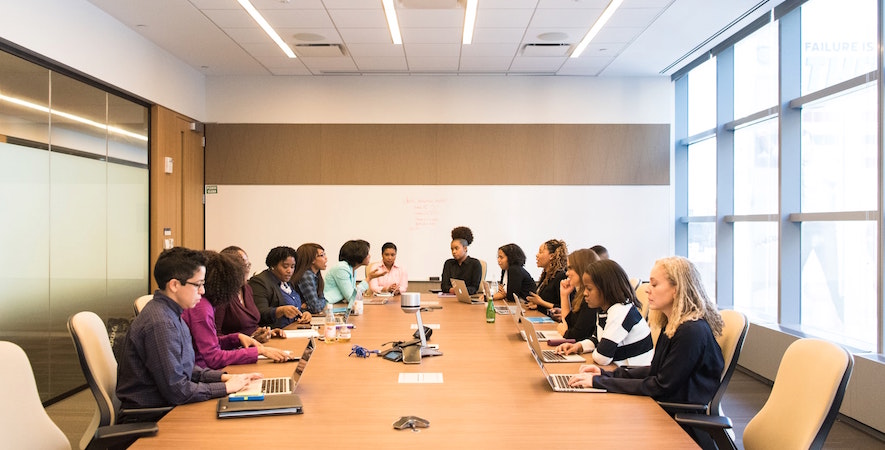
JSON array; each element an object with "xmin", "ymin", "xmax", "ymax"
[
  {"xmin": 451, "ymin": 279, "xmax": 485, "ymax": 304},
  {"xmin": 511, "ymin": 294, "xmax": 563, "ymax": 342},
  {"xmin": 522, "ymin": 318, "xmax": 584, "ymax": 363},
  {"xmin": 228, "ymin": 337, "xmax": 316, "ymax": 399},
  {"xmin": 217, "ymin": 393, "xmax": 304, "ymax": 418}
]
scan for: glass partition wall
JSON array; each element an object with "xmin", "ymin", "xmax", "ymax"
[{"xmin": 0, "ymin": 49, "xmax": 149, "ymax": 401}]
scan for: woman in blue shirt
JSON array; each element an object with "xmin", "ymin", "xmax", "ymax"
[{"xmin": 324, "ymin": 239, "xmax": 386, "ymax": 310}]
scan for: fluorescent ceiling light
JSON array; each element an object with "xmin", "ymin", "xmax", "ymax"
[
  {"xmin": 1, "ymin": 93, "xmax": 148, "ymax": 142},
  {"xmin": 237, "ymin": 0, "xmax": 296, "ymax": 58},
  {"xmin": 570, "ymin": 0, "xmax": 624, "ymax": 58},
  {"xmin": 0, "ymin": 93, "xmax": 148, "ymax": 142},
  {"xmin": 462, "ymin": 0, "xmax": 478, "ymax": 44},
  {"xmin": 382, "ymin": 0, "xmax": 402, "ymax": 45}
]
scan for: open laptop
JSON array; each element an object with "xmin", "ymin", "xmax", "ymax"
[
  {"xmin": 511, "ymin": 294, "xmax": 563, "ymax": 342},
  {"xmin": 451, "ymin": 279, "xmax": 485, "ymax": 304},
  {"xmin": 230, "ymin": 337, "xmax": 316, "ymax": 399},
  {"xmin": 525, "ymin": 337, "xmax": 605, "ymax": 393},
  {"xmin": 522, "ymin": 317, "xmax": 584, "ymax": 363}
]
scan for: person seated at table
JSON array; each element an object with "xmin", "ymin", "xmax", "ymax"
[
  {"xmin": 182, "ymin": 251, "xmax": 290, "ymax": 370},
  {"xmin": 292, "ymin": 243, "xmax": 328, "ymax": 314},
  {"xmin": 324, "ymin": 239, "xmax": 386, "ymax": 310},
  {"xmin": 555, "ymin": 259, "xmax": 654, "ymax": 366},
  {"xmin": 552, "ymin": 248, "xmax": 601, "ymax": 342},
  {"xmin": 491, "ymin": 243, "xmax": 536, "ymax": 302},
  {"xmin": 250, "ymin": 246, "xmax": 313, "ymax": 328},
  {"xmin": 214, "ymin": 246, "xmax": 284, "ymax": 343},
  {"xmin": 440, "ymin": 226, "xmax": 483, "ymax": 294},
  {"xmin": 116, "ymin": 247, "xmax": 262, "ymax": 408},
  {"xmin": 525, "ymin": 239, "xmax": 568, "ymax": 313},
  {"xmin": 590, "ymin": 244, "xmax": 609, "ymax": 260},
  {"xmin": 368, "ymin": 242, "xmax": 409, "ymax": 295},
  {"xmin": 566, "ymin": 256, "xmax": 724, "ymax": 405}
]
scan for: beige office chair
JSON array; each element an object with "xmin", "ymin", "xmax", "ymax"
[
  {"xmin": 478, "ymin": 259, "xmax": 487, "ymax": 285},
  {"xmin": 659, "ymin": 310, "xmax": 748, "ymax": 419},
  {"xmin": 68, "ymin": 311, "xmax": 167, "ymax": 450},
  {"xmin": 133, "ymin": 294, "xmax": 153, "ymax": 316},
  {"xmin": 0, "ymin": 341, "xmax": 71, "ymax": 450},
  {"xmin": 676, "ymin": 337, "xmax": 854, "ymax": 450}
]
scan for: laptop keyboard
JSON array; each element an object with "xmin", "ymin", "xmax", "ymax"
[
  {"xmin": 261, "ymin": 378, "xmax": 290, "ymax": 394},
  {"xmin": 542, "ymin": 350, "xmax": 567, "ymax": 361}
]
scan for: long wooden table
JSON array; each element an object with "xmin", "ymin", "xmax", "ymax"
[{"xmin": 131, "ymin": 294, "xmax": 698, "ymax": 449}]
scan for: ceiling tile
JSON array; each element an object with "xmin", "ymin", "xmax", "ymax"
[
  {"xmin": 472, "ymin": 28, "xmax": 528, "ymax": 44},
  {"xmin": 529, "ymin": 8, "xmax": 601, "ymax": 28},
  {"xmin": 475, "ymin": 8, "xmax": 535, "ymax": 28},
  {"xmin": 460, "ymin": 42, "xmax": 519, "ymax": 57},
  {"xmin": 299, "ymin": 57, "xmax": 359, "ymax": 72},
  {"xmin": 353, "ymin": 56, "xmax": 408, "ymax": 71},
  {"xmin": 401, "ymin": 27, "xmax": 462, "ymax": 44},
  {"xmin": 403, "ymin": 43, "xmax": 461, "ymax": 57},
  {"xmin": 537, "ymin": 0, "xmax": 609, "ymax": 8},
  {"xmin": 509, "ymin": 56, "xmax": 567, "ymax": 71},
  {"xmin": 458, "ymin": 56, "xmax": 513, "ymax": 71},
  {"xmin": 202, "ymin": 9, "xmax": 255, "ymax": 28},
  {"xmin": 338, "ymin": 28, "xmax": 396, "ymax": 44},
  {"xmin": 478, "ymin": 0, "xmax": 538, "ymax": 8},
  {"xmin": 397, "ymin": 9, "xmax": 466, "ymax": 28},
  {"xmin": 346, "ymin": 43, "xmax": 405, "ymax": 57},
  {"xmin": 328, "ymin": 9, "xmax": 388, "ymax": 28},
  {"xmin": 263, "ymin": 9, "xmax": 335, "ymax": 28},
  {"xmin": 407, "ymin": 56, "xmax": 460, "ymax": 71}
]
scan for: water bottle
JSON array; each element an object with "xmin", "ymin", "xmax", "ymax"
[{"xmin": 324, "ymin": 304, "xmax": 337, "ymax": 343}]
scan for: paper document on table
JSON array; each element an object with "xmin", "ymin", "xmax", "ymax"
[
  {"xmin": 284, "ymin": 329, "xmax": 320, "ymax": 338},
  {"xmin": 398, "ymin": 373, "xmax": 444, "ymax": 384}
]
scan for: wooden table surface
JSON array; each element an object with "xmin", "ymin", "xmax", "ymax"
[{"xmin": 131, "ymin": 294, "xmax": 698, "ymax": 449}]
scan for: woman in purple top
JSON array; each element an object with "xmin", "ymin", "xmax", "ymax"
[
  {"xmin": 215, "ymin": 246, "xmax": 285, "ymax": 343},
  {"xmin": 182, "ymin": 251, "xmax": 289, "ymax": 370}
]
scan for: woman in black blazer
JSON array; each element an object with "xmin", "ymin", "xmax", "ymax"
[{"xmin": 492, "ymin": 243, "xmax": 536, "ymax": 302}]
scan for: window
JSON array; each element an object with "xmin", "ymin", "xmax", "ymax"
[
  {"xmin": 688, "ymin": 58, "xmax": 716, "ymax": 136},
  {"xmin": 801, "ymin": 0, "xmax": 877, "ymax": 94},
  {"xmin": 734, "ymin": 22, "xmax": 778, "ymax": 118}
]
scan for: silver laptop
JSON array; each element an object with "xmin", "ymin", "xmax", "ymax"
[
  {"xmin": 230, "ymin": 338, "xmax": 316, "ymax": 398},
  {"xmin": 451, "ymin": 279, "xmax": 485, "ymax": 304},
  {"xmin": 522, "ymin": 317, "xmax": 584, "ymax": 363},
  {"xmin": 512, "ymin": 294, "xmax": 563, "ymax": 342},
  {"xmin": 526, "ymin": 339, "xmax": 605, "ymax": 393}
]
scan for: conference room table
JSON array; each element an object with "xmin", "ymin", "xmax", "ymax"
[{"xmin": 131, "ymin": 293, "xmax": 698, "ymax": 449}]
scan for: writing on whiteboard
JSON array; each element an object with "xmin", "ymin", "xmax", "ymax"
[{"xmin": 405, "ymin": 197, "xmax": 446, "ymax": 231}]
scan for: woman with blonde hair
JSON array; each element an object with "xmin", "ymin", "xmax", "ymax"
[
  {"xmin": 566, "ymin": 256, "xmax": 724, "ymax": 405},
  {"xmin": 554, "ymin": 248, "xmax": 601, "ymax": 341}
]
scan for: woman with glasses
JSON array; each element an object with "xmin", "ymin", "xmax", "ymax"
[
  {"xmin": 182, "ymin": 250, "xmax": 289, "ymax": 370},
  {"xmin": 291, "ymin": 243, "xmax": 329, "ymax": 314}
]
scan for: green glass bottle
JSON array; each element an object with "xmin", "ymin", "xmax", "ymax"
[{"xmin": 485, "ymin": 296, "xmax": 495, "ymax": 323}]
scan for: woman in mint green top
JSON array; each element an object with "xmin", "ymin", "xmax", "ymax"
[{"xmin": 323, "ymin": 240, "xmax": 386, "ymax": 310}]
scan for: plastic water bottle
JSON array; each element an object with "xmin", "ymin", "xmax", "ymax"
[{"xmin": 324, "ymin": 304, "xmax": 337, "ymax": 343}]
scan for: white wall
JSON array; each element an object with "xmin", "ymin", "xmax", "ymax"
[
  {"xmin": 205, "ymin": 75, "xmax": 671, "ymax": 124},
  {"xmin": 0, "ymin": 0, "xmax": 206, "ymax": 120}
]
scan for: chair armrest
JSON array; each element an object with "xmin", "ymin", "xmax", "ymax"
[
  {"xmin": 674, "ymin": 413, "xmax": 733, "ymax": 431},
  {"xmin": 120, "ymin": 406, "xmax": 173, "ymax": 423},
  {"xmin": 87, "ymin": 423, "xmax": 158, "ymax": 450},
  {"xmin": 657, "ymin": 401, "xmax": 708, "ymax": 414}
]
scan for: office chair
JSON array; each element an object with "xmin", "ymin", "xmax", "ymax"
[
  {"xmin": 68, "ymin": 311, "xmax": 169, "ymax": 450},
  {"xmin": 478, "ymin": 259, "xmax": 487, "ymax": 286},
  {"xmin": 633, "ymin": 282, "xmax": 660, "ymax": 345},
  {"xmin": 133, "ymin": 294, "xmax": 153, "ymax": 316},
  {"xmin": 676, "ymin": 338, "xmax": 854, "ymax": 450},
  {"xmin": 0, "ymin": 340, "xmax": 71, "ymax": 450},
  {"xmin": 659, "ymin": 310, "xmax": 748, "ymax": 419}
]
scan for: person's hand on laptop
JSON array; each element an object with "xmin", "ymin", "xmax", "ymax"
[
  {"xmin": 555, "ymin": 342, "xmax": 583, "ymax": 355},
  {"xmin": 223, "ymin": 372, "xmax": 263, "ymax": 394},
  {"xmin": 567, "ymin": 365, "xmax": 601, "ymax": 388},
  {"xmin": 258, "ymin": 346, "xmax": 290, "ymax": 362}
]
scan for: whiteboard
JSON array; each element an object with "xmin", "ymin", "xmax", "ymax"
[{"xmin": 205, "ymin": 185, "xmax": 671, "ymax": 283}]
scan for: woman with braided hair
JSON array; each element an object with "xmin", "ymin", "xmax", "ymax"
[{"xmin": 526, "ymin": 239, "xmax": 568, "ymax": 314}]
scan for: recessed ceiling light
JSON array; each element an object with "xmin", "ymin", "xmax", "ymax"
[
  {"xmin": 537, "ymin": 32, "xmax": 568, "ymax": 42},
  {"xmin": 293, "ymin": 33, "xmax": 325, "ymax": 42}
]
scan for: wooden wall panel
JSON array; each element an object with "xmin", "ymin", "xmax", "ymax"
[
  {"xmin": 205, "ymin": 123, "xmax": 669, "ymax": 186},
  {"xmin": 149, "ymin": 105, "xmax": 204, "ymax": 290}
]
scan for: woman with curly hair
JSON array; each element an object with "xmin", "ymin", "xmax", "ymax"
[
  {"xmin": 440, "ymin": 226, "xmax": 483, "ymax": 295},
  {"xmin": 526, "ymin": 239, "xmax": 568, "ymax": 314},
  {"xmin": 182, "ymin": 251, "xmax": 289, "ymax": 370},
  {"xmin": 566, "ymin": 256, "xmax": 724, "ymax": 405}
]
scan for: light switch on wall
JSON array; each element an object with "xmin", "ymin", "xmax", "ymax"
[{"xmin": 164, "ymin": 157, "xmax": 173, "ymax": 174}]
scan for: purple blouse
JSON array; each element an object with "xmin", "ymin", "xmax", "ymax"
[
  {"xmin": 181, "ymin": 297, "xmax": 258, "ymax": 369},
  {"xmin": 214, "ymin": 284, "xmax": 262, "ymax": 336}
]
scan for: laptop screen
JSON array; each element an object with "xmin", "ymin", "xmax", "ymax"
[{"xmin": 290, "ymin": 337, "xmax": 315, "ymax": 389}]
